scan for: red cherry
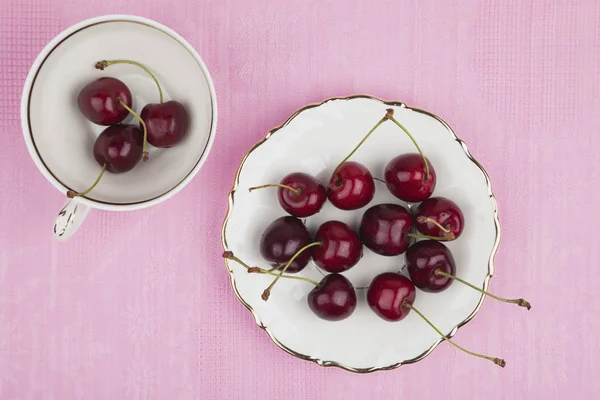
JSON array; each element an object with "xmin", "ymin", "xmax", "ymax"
[
  {"xmin": 415, "ymin": 197, "xmax": 464, "ymax": 240},
  {"xmin": 77, "ymin": 77, "xmax": 132, "ymax": 126},
  {"xmin": 406, "ymin": 240, "xmax": 455, "ymax": 292},
  {"xmin": 384, "ymin": 153, "xmax": 436, "ymax": 202},
  {"xmin": 259, "ymin": 216, "xmax": 311, "ymax": 273},
  {"xmin": 327, "ymin": 161, "xmax": 375, "ymax": 210},
  {"xmin": 367, "ymin": 272, "xmax": 416, "ymax": 321},
  {"xmin": 359, "ymin": 204, "xmax": 414, "ymax": 256},
  {"xmin": 308, "ymin": 274, "xmax": 357, "ymax": 321},
  {"xmin": 250, "ymin": 173, "xmax": 326, "ymax": 217},
  {"xmin": 313, "ymin": 221, "xmax": 363, "ymax": 273},
  {"xmin": 140, "ymin": 101, "xmax": 189, "ymax": 148}
]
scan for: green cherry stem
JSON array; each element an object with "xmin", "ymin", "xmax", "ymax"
[
  {"xmin": 416, "ymin": 216, "xmax": 451, "ymax": 233},
  {"xmin": 385, "ymin": 108, "xmax": 430, "ymax": 182},
  {"xmin": 248, "ymin": 183, "xmax": 301, "ymax": 196},
  {"xmin": 262, "ymin": 242, "xmax": 322, "ymax": 301},
  {"xmin": 434, "ymin": 270, "xmax": 531, "ymax": 310},
  {"xmin": 117, "ymin": 99, "xmax": 149, "ymax": 162},
  {"xmin": 407, "ymin": 232, "xmax": 455, "ymax": 241},
  {"xmin": 95, "ymin": 60, "xmax": 164, "ymax": 103},
  {"xmin": 66, "ymin": 163, "xmax": 107, "ymax": 198},
  {"xmin": 331, "ymin": 111, "xmax": 390, "ymax": 181},
  {"xmin": 222, "ymin": 251, "xmax": 319, "ymax": 286},
  {"xmin": 403, "ymin": 302, "xmax": 506, "ymax": 367}
]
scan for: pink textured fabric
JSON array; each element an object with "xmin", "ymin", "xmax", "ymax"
[{"xmin": 0, "ymin": 1, "xmax": 598, "ymax": 398}]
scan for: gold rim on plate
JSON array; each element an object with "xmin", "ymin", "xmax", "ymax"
[{"xmin": 221, "ymin": 94, "xmax": 500, "ymax": 373}]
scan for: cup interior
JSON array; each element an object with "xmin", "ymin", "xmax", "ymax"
[{"xmin": 26, "ymin": 19, "xmax": 214, "ymax": 205}]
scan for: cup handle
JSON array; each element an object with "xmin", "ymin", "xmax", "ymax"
[{"xmin": 53, "ymin": 198, "xmax": 91, "ymax": 240}]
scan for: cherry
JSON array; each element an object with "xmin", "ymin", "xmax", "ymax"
[
  {"xmin": 259, "ymin": 216, "xmax": 312, "ymax": 273},
  {"xmin": 249, "ymin": 172, "xmax": 326, "ymax": 217},
  {"xmin": 327, "ymin": 161, "xmax": 375, "ymax": 210},
  {"xmin": 406, "ymin": 241, "xmax": 531, "ymax": 309},
  {"xmin": 367, "ymin": 271, "xmax": 506, "ymax": 367},
  {"xmin": 384, "ymin": 153, "xmax": 436, "ymax": 202},
  {"xmin": 308, "ymin": 274, "xmax": 357, "ymax": 321},
  {"xmin": 77, "ymin": 77, "xmax": 132, "ymax": 125},
  {"xmin": 415, "ymin": 197, "xmax": 464, "ymax": 240},
  {"xmin": 67, "ymin": 124, "xmax": 143, "ymax": 198},
  {"xmin": 359, "ymin": 204, "xmax": 414, "ymax": 256},
  {"xmin": 406, "ymin": 240, "xmax": 455, "ymax": 292},
  {"xmin": 367, "ymin": 272, "xmax": 416, "ymax": 321},
  {"xmin": 312, "ymin": 221, "xmax": 363, "ymax": 273}
]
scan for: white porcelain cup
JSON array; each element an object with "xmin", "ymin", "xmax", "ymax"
[{"xmin": 20, "ymin": 15, "xmax": 217, "ymax": 240}]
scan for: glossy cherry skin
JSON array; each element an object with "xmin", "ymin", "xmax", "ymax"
[
  {"xmin": 415, "ymin": 197, "xmax": 464, "ymax": 240},
  {"xmin": 93, "ymin": 125, "xmax": 143, "ymax": 173},
  {"xmin": 312, "ymin": 221, "xmax": 363, "ymax": 273},
  {"xmin": 278, "ymin": 173, "xmax": 327, "ymax": 217},
  {"xmin": 308, "ymin": 274, "xmax": 357, "ymax": 321},
  {"xmin": 77, "ymin": 77, "xmax": 132, "ymax": 126},
  {"xmin": 140, "ymin": 101, "xmax": 190, "ymax": 148},
  {"xmin": 359, "ymin": 204, "xmax": 414, "ymax": 256},
  {"xmin": 327, "ymin": 161, "xmax": 375, "ymax": 210},
  {"xmin": 384, "ymin": 153, "xmax": 436, "ymax": 202},
  {"xmin": 367, "ymin": 273, "xmax": 416, "ymax": 321},
  {"xmin": 259, "ymin": 216, "xmax": 311, "ymax": 273},
  {"xmin": 406, "ymin": 240, "xmax": 455, "ymax": 292}
]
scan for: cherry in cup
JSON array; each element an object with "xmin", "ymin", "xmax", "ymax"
[
  {"xmin": 415, "ymin": 197, "xmax": 464, "ymax": 240},
  {"xmin": 67, "ymin": 124, "xmax": 143, "ymax": 198},
  {"xmin": 77, "ymin": 77, "xmax": 132, "ymax": 126},
  {"xmin": 249, "ymin": 172, "xmax": 326, "ymax": 217},
  {"xmin": 406, "ymin": 240, "xmax": 531, "ymax": 309},
  {"xmin": 367, "ymin": 272, "xmax": 506, "ymax": 367}
]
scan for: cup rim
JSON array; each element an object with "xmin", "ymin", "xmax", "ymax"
[{"xmin": 20, "ymin": 14, "xmax": 218, "ymax": 211}]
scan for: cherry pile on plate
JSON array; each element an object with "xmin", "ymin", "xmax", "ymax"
[
  {"xmin": 67, "ymin": 60, "xmax": 189, "ymax": 198},
  {"xmin": 224, "ymin": 108, "xmax": 530, "ymax": 367}
]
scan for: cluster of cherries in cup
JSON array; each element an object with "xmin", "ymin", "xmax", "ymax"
[
  {"xmin": 68, "ymin": 60, "xmax": 189, "ymax": 198},
  {"xmin": 224, "ymin": 109, "xmax": 530, "ymax": 367}
]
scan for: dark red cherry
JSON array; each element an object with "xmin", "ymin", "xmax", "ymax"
[
  {"xmin": 406, "ymin": 240, "xmax": 455, "ymax": 292},
  {"xmin": 140, "ymin": 101, "xmax": 189, "ymax": 148},
  {"xmin": 327, "ymin": 161, "xmax": 375, "ymax": 210},
  {"xmin": 259, "ymin": 216, "xmax": 311, "ymax": 273},
  {"xmin": 312, "ymin": 221, "xmax": 362, "ymax": 273},
  {"xmin": 93, "ymin": 125, "xmax": 143, "ymax": 173},
  {"xmin": 384, "ymin": 153, "xmax": 436, "ymax": 202},
  {"xmin": 367, "ymin": 272, "xmax": 416, "ymax": 321},
  {"xmin": 308, "ymin": 274, "xmax": 357, "ymax": 321},
  {"xmin": 77, "ymin": 77, "xmax": 132, "ymax": 126},
  {"xmin": 250, "ymin": 173, "xmax": 326, "ymax": 217},
  {"xmin": 415, "ymin": 197, "xmax": 464, "ymax": 240},
  {"xmin": 359, "ymin": 204, "xmax": 414, "ymax": 256}
]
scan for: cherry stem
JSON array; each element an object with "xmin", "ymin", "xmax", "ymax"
[
  {"xmin": 222, "ymin": 251, "xmax": 319, "ymax": 286},
  {"xmin": 417, "ymin": 216, "xmax": 451, "ymax": 233},
  {"xmin": 386, "ymin": 108, "xmax": 430, "ymax": 182},
  {"xmin": 407, "ymin": 232, "xmax": 455, "ymax": 241},
  {"xmin": 435, "ymin": 270, "xmax": 531, "ymax": 310},
  {"xmin": 404, "ymin": 302, "xmax": 506, "ymax": 367},
  {"xmin": 95, "ymin": 60, "xmax": 164, "ymax": 103},
  {"xmin": 248, "ymin": 183, "xmax": 301, "ymax": 196},
  {"xmin": 66, "ymin": 164, "xmax": 107, "ymax": 198},
  {"xmin": 331, "ymin": 111, "xmax": 390, "ymax": 181},
  {"xmin": 262, "ymin": 242, "xmax": 322, "ymax": 301},
  {"xmin": 117, "ymin": 99, "xmax": 149, "ymax": 162}
]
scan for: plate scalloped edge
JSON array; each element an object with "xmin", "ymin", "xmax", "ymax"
[{"xmin": 221, "ymin": 94, "xmax": 501, "ymax": 373}]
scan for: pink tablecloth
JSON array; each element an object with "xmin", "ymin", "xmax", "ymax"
[{"xmin": 0, "ymin": 1, "xmax": 598, "ymax": 399}]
